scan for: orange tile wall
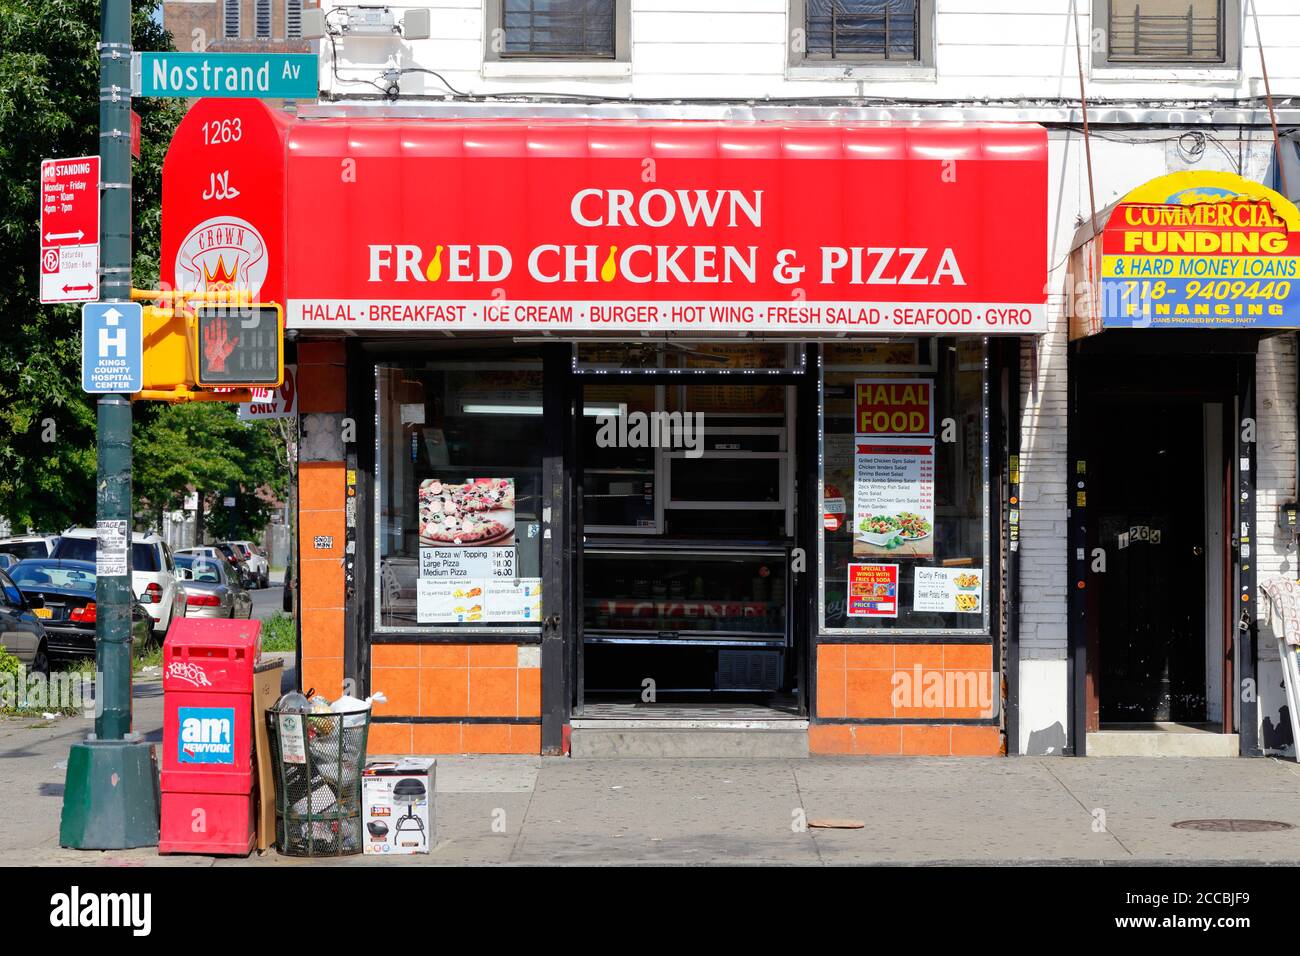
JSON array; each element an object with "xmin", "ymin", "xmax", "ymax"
[
  {"xmin": 296, "ymin": 341, "xmax": 347, "ymax": 698},
  {"xmin": 810, "ymin": 643, "xmax": 1002, "ymax": 757},
  {"xmin": 366, "ymin": 644, "xmax": 542, "ymax": 755}
]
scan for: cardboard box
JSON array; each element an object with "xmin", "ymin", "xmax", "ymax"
[
  {"xmin": 251, "ymin": 658, "xmax": 284, "ymax": 852},
  {"xmin": 363, "ymin": 759, "xmax": 436, "ymax": 855}
]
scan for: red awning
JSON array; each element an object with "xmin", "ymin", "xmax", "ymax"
[{"xmin": 163, "ymin": 99, "xmax": 1048, "ymax": 335}]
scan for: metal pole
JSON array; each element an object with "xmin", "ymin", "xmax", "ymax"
[
  {"xmin": 59, "ymin": 0, "xmax": 159, "ymax": 850},
  {"xmin": 95, "ymin": 0, "xmax": 134, "ymax": 741}
]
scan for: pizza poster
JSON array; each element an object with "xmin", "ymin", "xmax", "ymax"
[
  {"xmin": 852, "ymin": 438, "xmax": 935, "ymax": 559},
  {"xmin": 913, "ymin": 568, "xmax": 983, "ymax": 614},
  {"xmin": 847, "ymin": 563, "xmax": 899, "ymax": 618},
  {"xmin": 418, "ymin": 477, "xmax": 515, "ymax": 548}
]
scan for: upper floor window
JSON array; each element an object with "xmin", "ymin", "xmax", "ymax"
[
  {"xmin": 502, "ymin": 0, "xmax": 616, "ymax": 58},
  {"xmin": 256, "ymin": 0, "xmax": 272, "ymax": 40},
  {"xmin": 484, "ymin": 0, "xmax": 630, "ymax": 71},
  {"xmin": 1096, "ymin": 0, "xmax": 1240, "ymax": 67},
  {"xmin": 791, "ymin": 0, "xmax": 934, "ymax": 68},
  {"xmin": 286, "ymin": 0, "xmax": 304, "ymax": 39},
  {"xmin": 223, "ymin": 0, "xmax": 240, "ymax": 39}
]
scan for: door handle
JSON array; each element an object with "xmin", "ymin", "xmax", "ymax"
[{"xmin": 1192, "ymin": 545, "xmax": 1204, "ymax": 556}]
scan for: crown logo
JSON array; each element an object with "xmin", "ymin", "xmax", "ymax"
[{"xmin": 202, "ymin": 255, "xmax": 239, "ymax": 288}]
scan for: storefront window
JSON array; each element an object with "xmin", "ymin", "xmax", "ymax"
[
  {"xmin": 375, "ymin": 353, "xmax": 545, "ymax": 632},
  {"xmin": 820, "ymin": 338, "xmax": 988, "ymax": 633}
]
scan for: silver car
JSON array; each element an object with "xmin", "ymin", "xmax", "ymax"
[{"xmin": 174, "ymin": 552, "xmax": 253, "ymax": 619}]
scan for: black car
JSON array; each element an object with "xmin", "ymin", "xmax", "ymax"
[{"xmin": 8, "ymin": 558, "xmax": 152, "ymax": 660}]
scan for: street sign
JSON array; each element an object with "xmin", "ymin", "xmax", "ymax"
[
  {"xmin": 133, "ymin": 52, "xmax": 318, "ymax": 99},
  {"xmin": 82, "ymin": 303, "xmax": 143, "ymax": 394},
  {"xmin": 40, "ymin": 156, "xmax": 100, "ymax": 304},
  {"xmin": 195, "ymin": 303, "xmax": 284, "ymax": 387},
  {"xmin": 238, "ymin": 364, "xmax": 298, "ymax": 420}
]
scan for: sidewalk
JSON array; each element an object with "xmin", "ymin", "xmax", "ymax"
[{"xmin": 5, "ymin": 675, "xmax": 1300, "ymax": 866}]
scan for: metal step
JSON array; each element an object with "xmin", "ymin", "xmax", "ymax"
[{"xmin": 571, "ymin": 724, "xmax": 810, "ymax": 758}]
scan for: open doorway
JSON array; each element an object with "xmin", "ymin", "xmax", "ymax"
[
  {"xmin": 1075, "ymin": 336, "xmax": 1244, "ymax": 753},
  {"xmin": 571, "ymin": 344, "xmax": 808, "ymax": 723}
]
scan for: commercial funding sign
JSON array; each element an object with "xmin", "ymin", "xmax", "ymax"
[
  {"xmin": 1095, "ymin": 171, "xmax": 1300, "ymax": 331},
  {"xmin": 160, "ymin": 100, "xmax": 1050, "ymax": 336}
]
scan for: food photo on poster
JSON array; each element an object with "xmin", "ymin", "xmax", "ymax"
[
  {"xmin": 852, "ymin": 439, "xmax": 936, "ymax": 560},
  {"xmin": 848, "ymin": 563, "xmax": 900, "ymax": 618}
]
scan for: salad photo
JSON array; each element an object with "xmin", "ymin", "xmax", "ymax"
[{"xmin": 857, "ymin": 512, "xmax": 933, "ymax": 549}]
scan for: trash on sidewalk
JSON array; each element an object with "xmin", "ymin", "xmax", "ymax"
[
  {"xmin": 265, "ymin": 685, "xmax": 383, "ymax": 857},
  {"xmin": 362, "ymin": 758, "xmax": 436, "ymax": 855}
]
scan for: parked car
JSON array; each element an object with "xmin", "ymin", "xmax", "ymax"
[
  {"xmin": 0, "ymin": 534, "xmax": 60, "ymax": 562},
  {"xmin": 174, "ymin": 551, "xmax": 253, "ymax": 619},
  {"xmin": 0, "ymin": 567, "xmax": 51, "ymax": 674},
  {"xmin": 182, "ymin": 545, "xmax": 256, "ymax": 590},
  {"xmin": 8, "ymin": 558, "xmax": 152, "ymax": 663},
  {"xmin": 50, "ymin": 529, "xmax": 183, "ymax": 640},
  {"xmin": 224, "ymin": 540, "xmax": 269, "ymax": 589},
  {"xmin": 0, "ymin": 554, "xmax": 18, "ymax": 573}
]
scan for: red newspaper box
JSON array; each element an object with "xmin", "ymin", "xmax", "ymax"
[{"xmin": 159, "ymin": 618, "xmax": 262, "ymax": 855}]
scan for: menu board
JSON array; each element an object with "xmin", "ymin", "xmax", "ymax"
[
  {"xmin": 420, "ymin": 547, "xmax": 515, "ymax": 579},
  {"xmin": 417, "ymin": 573, "xmax": 542, "ymax": 624},
  {"xmin": 416, "ymin": 475, "xmax": 538, "ymax": 623},
  {"xmin": 913, "ymin": 568, "xmax": 983, "ymax": 614},
  {"xmin": 852, "ymin": 438, "xmax": 936, "ymax": 559},
  {"xmin": 847, "ymin": 564, "xmax": 899, "ymax": 618}
]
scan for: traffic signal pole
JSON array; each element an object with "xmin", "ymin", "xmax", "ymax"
[{"xmin": 59, "ymin": 0, "xmax": 160, "ymax": 850}]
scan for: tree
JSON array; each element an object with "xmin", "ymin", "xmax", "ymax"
[
  {"xmin": 0, "ymin": 1, "xmax": 184, "ymax": 532},
  {"xmin": 134, "ymin": 402, "xmax": 286, "ymax": 541}
]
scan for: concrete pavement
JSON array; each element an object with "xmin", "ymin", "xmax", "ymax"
[{"xmin": 6, "ymin": 671, "xmax": 1300, "ymax": 866}]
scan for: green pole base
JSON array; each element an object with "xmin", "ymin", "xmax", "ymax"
[{"xmin": 59, "ymin": 734, "xmax": 160, "ymax": 850}]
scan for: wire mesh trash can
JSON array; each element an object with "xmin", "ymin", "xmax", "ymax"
[{"xmin": 266, "ymin": 705, "xmax": 371, "ymax": 857}]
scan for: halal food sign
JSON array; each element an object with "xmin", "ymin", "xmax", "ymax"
[
  {"xmin": 855, "ymin": 379, "xmax": 934, "ymax": 437},
  {"xmin": 1100, "ymin": 170, "xmax": 1300, "ymax": 329}
]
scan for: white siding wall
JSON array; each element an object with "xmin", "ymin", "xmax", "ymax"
[
  {"xmin": 1256, "ymin": 335, "xmax": 1298, "ymax": 756},
  {"xmin": 320, "ymin": 0, "xmax": 1300, "ymax": 102}
]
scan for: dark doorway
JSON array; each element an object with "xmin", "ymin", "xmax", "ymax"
[
  {"xmin": 1073, "ymin": 333, "xmax": 1252, "ymax": 737},
  {"xmin": 1088, "ymin": 401, "xmax": 1207, "ymax": 722}
]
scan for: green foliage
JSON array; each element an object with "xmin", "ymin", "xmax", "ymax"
[
  {"xmin": 0, "ymin": 646, "xmax": 19, "ymax": 679},
  {"xmin": 260, "ymin": 612, "xmax": 297, "ymax": 652},
  {"xmin": 0, "ymin": 1, "xmax": 184, "ymax": 532},
  {"xmin": 134, "ymin": 404, "xmax": 286, "ymax": 539}
]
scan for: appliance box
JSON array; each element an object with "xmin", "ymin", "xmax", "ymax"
[{"xmin": 362, "ymin": 759, "xmax": 436, "ymax": 855}]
